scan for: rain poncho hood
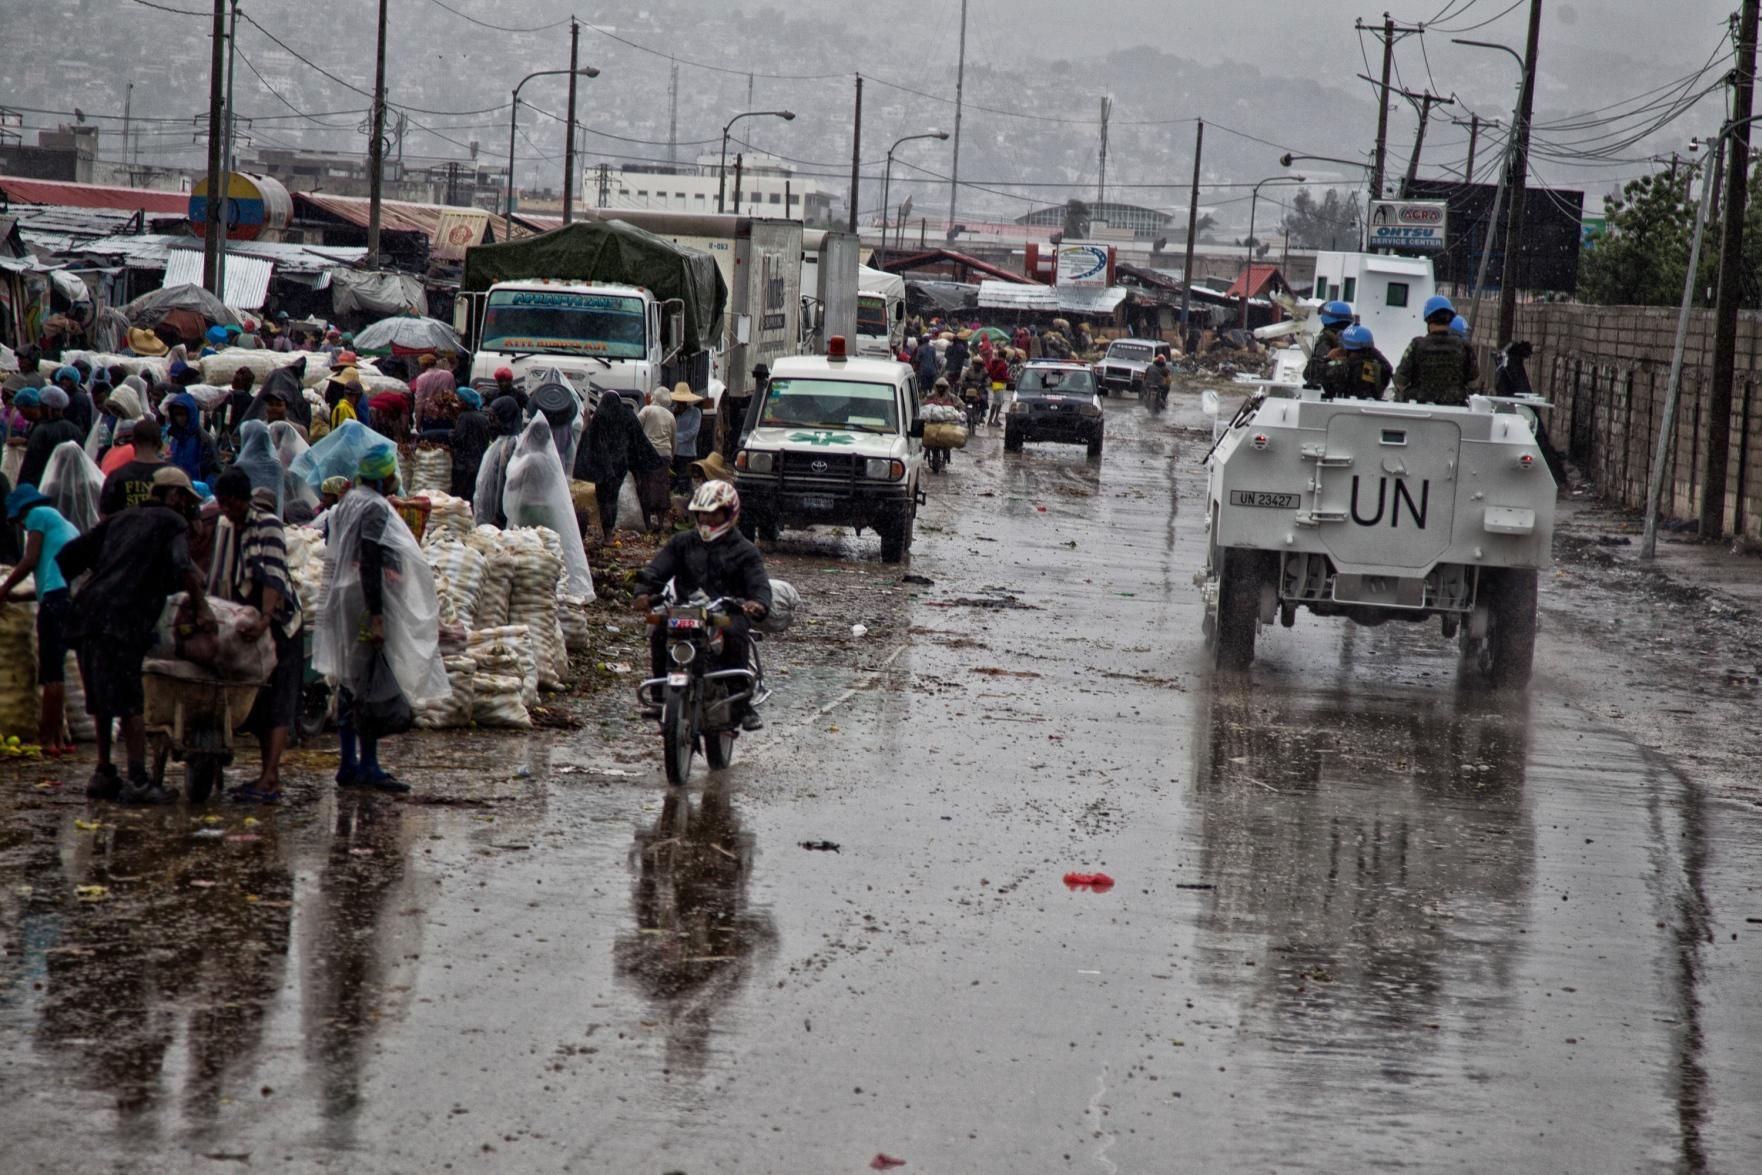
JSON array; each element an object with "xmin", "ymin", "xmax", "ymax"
[
  {"xmin": 232, "ymin": 421, "xmax": 287, "ymax": 513},
  {"xmin": 39, "ymin": 439, "xmax": 104, "ymax": 534},
  {"xmin": 164, "ymin": 391, "xmax": 205, "ymax": 480},
  {"xmin": 243, "ymin": 358, "xmax": 312, "ymax": 429},
  {"xmin": 502, "ymin": 417, "xmax": 596, "ymax": 599},
  {"xmin": 448, "ymin": 408, "xmax": 493, "ymax": 500},
  {"xmin": 291, "ymin": 419, "xmax": 400, "ymax": 493},
  {"xmin": 313, "ymin": 487, "xmax": 450, "ymax": 705},
  {"xmin": 83, "ymin": 384, "xmax": 146, "ymax": 462}
]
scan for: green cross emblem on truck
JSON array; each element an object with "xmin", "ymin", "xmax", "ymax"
[{"xmin": 786, "ymin": 431, "xmax": 856, "ymax": 446}]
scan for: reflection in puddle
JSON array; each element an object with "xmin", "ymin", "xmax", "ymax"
[{"xmin": 615, "ymin": 785, "xmax": 778, "ymax": 1079}]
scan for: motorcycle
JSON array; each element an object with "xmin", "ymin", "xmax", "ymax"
[
  {"xmin": 636, "ymin": 593, "xmax": 768, "ymax": 787},
  {"xmin": 926, "ymin": 444, "xmax": 950, "ymax": 473}
]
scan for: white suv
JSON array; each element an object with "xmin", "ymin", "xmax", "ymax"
[{"xmin": 733, "ymin": 343, "xmax": 926, "ymax": 562}]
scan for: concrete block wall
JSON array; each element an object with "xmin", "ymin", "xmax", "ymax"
[{"xmin": 1465, "ymin": 299, "xmax": 1762, "ymax": 541}]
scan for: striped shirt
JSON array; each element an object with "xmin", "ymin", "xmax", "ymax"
[{"xmin": 208, "ymin": 507, "xmax": 303, "ymax": 638}]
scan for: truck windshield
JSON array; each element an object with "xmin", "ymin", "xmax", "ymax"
[
  {"xmin": 759, "ymin": 378, "xmax": 899, "ymax": 432},
  {"xmin": 1107, "ymin": 343, "xmax": 1153, "ymax": 362},
  {"xmin": 481, "ymin": 290, "xmax": 646, "ymax": 359},
  {"xmin": 856, "ymin": 295, "xmax": 888, "ymax": 335}
]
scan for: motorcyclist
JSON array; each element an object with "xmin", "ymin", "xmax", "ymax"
[
  {"xmin": 631, "ymin": 481, "xmax": 772, "ymax": 730},
  {"xmin": 1302, "ymin": 300, "xmax": 1355, "ymax": 388},
  {"xmin": 1394, "ymin": 295, "xmax": 1479, "ymax": 406},
  {"xmin": 958, "ymin": 354, "xmax": 989, "ymax": 426},
  {"xmin": 1143, "ymin": 353, "xmax": 1173, "ymax": 407},
  {"xmin": 1323, "ymin": 324, "xmax": 1394, "ymax": 401}
]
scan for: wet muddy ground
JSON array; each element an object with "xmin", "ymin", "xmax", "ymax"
[{"xmin": 2, "ymin": 387, "xmax": 1760, "ymax": 1173}]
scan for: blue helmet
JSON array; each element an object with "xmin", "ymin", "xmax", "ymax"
[
  {"xmin": 1320, "ymin": 300, "xmax": 1354, "ymax": 327},
  {"xmin": 1422, "ymin": 294, "xmax": 1456, "ymax": 323},
  {"xmin": 1341, "ymin": 324, "xmax": 1374, "ymax": 351},
  {"xmin": 1448, "ymin": 314, "xmax": 1470, "ymax": 338}
]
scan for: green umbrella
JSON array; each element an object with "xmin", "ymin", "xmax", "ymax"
[{"xmin": 974, "ymin": 326, "xmax": 1010, "ymax": 346}]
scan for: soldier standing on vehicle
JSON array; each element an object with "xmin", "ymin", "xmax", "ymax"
[
  {"xmin": 1393, "ymin": 295, "xmax": 1478, "ymax": 406},
  {"xmin": 1323, "ymin": 325, "xmax": 1394, "ymax": 401},
  {"xmin": 1302, "ymin": 300, "xmax": 1355, "ymax": 388}
]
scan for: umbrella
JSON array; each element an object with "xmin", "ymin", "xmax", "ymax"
[
  {"xmin": 973, "ymin": 326, "xmax": 1010, "ymax": 346},
  {"xmin": 121, "ymin": 284, "xmax": 242, "ymax": 332},
  {"xmin": 350, "ymin": 315, "xmax": 462, "ymax": 356}
]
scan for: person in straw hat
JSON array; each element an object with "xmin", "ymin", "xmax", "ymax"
[{"xmin": 668, "ymin": 381, "xmax": 705, "ymax": 490}]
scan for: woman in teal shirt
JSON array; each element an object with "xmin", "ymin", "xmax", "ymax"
[{"xmin": 0, "ymin": 485, "xmax": 81, "ymax": 754}]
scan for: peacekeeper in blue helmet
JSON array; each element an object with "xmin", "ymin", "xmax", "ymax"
[
  {"xmin": 1302, "ymin": 300, "xmax": 1356, "ymax": 388},
  {"xmin": 1322, "ymin": 324, "xmax": 1395, "ymax": 401},
  {"xmin": 1393, "ymin": 295, "xmax": 1478, "ymax": 406}
]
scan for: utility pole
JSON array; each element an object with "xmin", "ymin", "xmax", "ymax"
[
  {"xmin": 1400, "ymin": 91, "xmax": 1453, "ymax": 195},
  {"xmin": 1706, "ymin": 0, "xmax": 1759, "ymax": 537},
  {"xmin": 596, "ymin": 162, "xmax": 610, "ymax": 208},
  {"xmin": 218, "ymin": 0, "xmax": 239, "ymax": 295},
  {"xmin": 1495, "ymin": 0, "xmax": 1544, "ymax": 348},
  {"xmin": 1180, "ymin": 119, "xmax": 1204, "ymax": 330},
  {"xmin": 122, "ymin": 83, "xmax": 133, "ymax": 179},
  {"xmin": 948, "ymin": 0, "xmax": 968, "ymax": 233},
  {"xmin": 1465, "ymin": 112, "xmax": 1479, "ymax": 179},
  {"xmin": 201, "ymin": 0, "xmax": 225, "ymax": 294},
  {"xmin": 1096, "ymin": 95, "xmax": 1112, "ymax": 205},
  {"xmin": 732, "ymin": 154, "xmax": 744, "ymax": 215},
  {"xmin": 563, "ymin": 19, "xmax": 580, "ymax": 224},
  {"xmin": 1358, "ymin": 14, "xmax": 1423, "ymax": 200},
  {"xmin": 667, "ymin": 62, "xmax": 679, "ymax": 165},
  {"xmin": 848, "ymin": 75, "xmax": 863, "ymax": 233},
  {"xmin": 366, "ymin": 0, "xmax": 389, "ymax": 264}
]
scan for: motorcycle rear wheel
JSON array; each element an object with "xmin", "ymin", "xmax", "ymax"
[
  {"xmin": 661, "ymin": 688, "xmax": 695, "ymax": 787},
  {"xmin": 704, "ymin": 728, "xmax": 736, "ymax": 769}
]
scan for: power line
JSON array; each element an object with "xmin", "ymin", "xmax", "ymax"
[
  {"xmin": 1430, "ymin": 0, "xmax": 1527, "ymax": 34},
  {"xmin": 419, "ymin": 0, "xmax": 571, "ymax": 33}
]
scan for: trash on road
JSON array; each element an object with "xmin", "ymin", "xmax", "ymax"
[
  {"xmin": 870, "ymin": 1155, "xmax": 908, "ymax": 1170},
  {"xmin": 1064, "ymin": 872, "xmax": 1115, "ymax": 890},
  {"xmin": 851, "ymin": 624, "xmax": 869, "ymax": 637},
  {"xmin": 75, "ymin": 885, "xmax": 108, "ymax": 902},
  {"xmin": 800, "ymin": 840, "xmax": 841, "ymax": 853},
  {"xmin": 901, "ymin": 574, "xmax": 934, "ymax": 586}
]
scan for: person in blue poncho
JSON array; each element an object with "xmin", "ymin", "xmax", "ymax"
[{"xmin": 163, "ymin": 391, "xmax": 220, "ymax": 484}]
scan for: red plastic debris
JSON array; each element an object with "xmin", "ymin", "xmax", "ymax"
[
  {"xmin": 1063, "ymin": 872, "xmax": 1115, "ymax": 891},
  {"xmin": 870, "ymin": 1155, "xmax": 907, "ymax": 1170}
]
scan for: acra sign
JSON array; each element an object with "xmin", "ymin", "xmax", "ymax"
[{"xmin": 1366, "ymin": 200, "xmax": 1448, "ymax": 253}]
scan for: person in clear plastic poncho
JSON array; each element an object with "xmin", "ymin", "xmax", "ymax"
[
  {"xmin": 231, "ymin": 420, "xmax": 286, "ymax": 515},
  {"xmin": 268, "ymin": 419, "xmax": 320, "ymax": 520},
  {"xmin": 39, "ymin": 439, "xmax": 105, "ymax": 534},
  {"xmin": 313, "ymin": 444, "xmax": 449, "ymax": 794},
  {"xmin": 501, "ymin": 415, "xmax": 597, "ymax": 600}
]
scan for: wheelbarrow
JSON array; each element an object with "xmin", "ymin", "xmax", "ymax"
[{"xmin": 141, "ymin": 661, "xmax": 265, "ymax": 803}]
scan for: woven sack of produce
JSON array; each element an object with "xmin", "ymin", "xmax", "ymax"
[
  {"xmin": 415, "ymin": 655, "xmax": 477, "ymax": 729},
  {"xmin": 63, "ymin": 350, "xmax": 169, "ymax": 383},
  {"xmin": 470, "ymin": 674, "xmax": 532, "ymax": 729},
  {"xmin": 756, "ymin": 578, "xmax": 802, "ymax": 634},
  {"xmin": 0, "ymin": 580, "xmax": 38, "ymax": 739},
  {"xmin": 422, "ymin": 492, "xmax": 475, "ymax": 546},
  {"xmin": 198, "ymin": 349, "xmax": 286, "ymax": 385},
  {"xmin": 923, "ymin": 421, "xmax": 968, "ymax": 449},
  {"xmin": 426, "ymin": 540, "xmax": 488, "ymax": 627},
  {"xmin": 284, "ymin": 526, "xmax": 329, "ymax": 610},
  {"xmin": 62, "ymin": 651, "xmax": 95, "ymax": 742},
  {"xmin": 503, "ymin": 529, "xmax": 567, "ymax": 687},
  {"xmin": 558, "ymin": 595, "xmax": 594, "ymax": 656},
  {"xmin": 569, "ymin": 479, "xmax": 599, "ymax": 539},
  {"xmin": 469, "ymin": 625, "xmax": 539, "ymax": 706},
  {"xmin": 408, "ymin": 446, "xmax": 452, "ymax": 496}
]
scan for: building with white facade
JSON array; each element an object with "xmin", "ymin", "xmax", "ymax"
[{"xmin": 590, "ymin": 152, "xmax": 838, "ymax": 225}]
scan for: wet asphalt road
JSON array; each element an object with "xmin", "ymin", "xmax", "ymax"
[{"xmin": 3, "ymin": 387, "xmax": 1761, "ymax": 1174}]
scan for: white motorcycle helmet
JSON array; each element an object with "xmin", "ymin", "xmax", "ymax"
[{"xmin": 689, "ymin": 479, "xmax": 741, "ymax": 542}]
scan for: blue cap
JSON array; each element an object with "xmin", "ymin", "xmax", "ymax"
[
  {"xmin": 191, "ymin": 480, "xmax": 214, "ymax": 502},
  {"xmin": 206, "ymin": 325, "xmax": 229, "ymax": 346},
  {"xmin": 5, "ymin": 484, "xmax": 49, "ymax": 521},
  {"xmin": 1423, "ymin": 294, "xmax": 1456, "ymax": 322},
  {"xmin": 456, "ymin": 387, "xmax": 483, "ymax": 410},
  {"xmin": 53, "ymin": 365, "xmax": 80, "ymax": 385},
  {"xmin": 1320, "ymin": 300, "xmax": 1354, "ymax": 326},
  {"xmin": 1341, "ymin": 324, "xmax": 1374, "ymax": 351},
  {"xmin": 13, "ymin": 386, "xmax": 40, "ymax": 409},
  {"xmin": 1449, "ymin": 314, "xmax": 1470, "ymax": 338}
]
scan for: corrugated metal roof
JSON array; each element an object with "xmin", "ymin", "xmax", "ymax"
[
  {"xmin": 296, "ymin": 193, "xmax": 524, "ymax": 246},
  {"xmin": 162, "ymin": 248, "xmax": 273, "ymax": 310},
  {"xmin": 72, "ymin": 233, "xmax": 365, "ymax": 276},
  {"xmin": 0, "ymin": 175, "xmax": 190, "ymax": 214}
]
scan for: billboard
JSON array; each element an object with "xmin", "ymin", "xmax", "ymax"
[
  {"xmin": 1367, "ymin": 200, "xmax": 1448, "ymax": 252},
  {"xmin": 1405, "ymin": 179, "xmax": 1583, "ymax": 294},
  {"xmin": 1055, "ymin": 241, "xmax": 1114, "ymax": 287}
]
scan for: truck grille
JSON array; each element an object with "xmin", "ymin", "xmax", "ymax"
[
  {"xmin": 779, "ymin": 452, "xmax": 857, "ymax": 479},
  {"xmin": 1106, "ymin": 366, "xmax": 1134, "ymax": 380}
]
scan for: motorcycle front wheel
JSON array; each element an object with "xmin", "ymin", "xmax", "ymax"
[
  {"xmin": 661, "ymin": 687, "xmax": 696, "ymax": 787},
  {"xmin": 704, "ymin": 727, "xmax": 736, "ymax": 769}
]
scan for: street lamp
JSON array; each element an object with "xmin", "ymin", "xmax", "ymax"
[
  {"xmin": 1242, "ymin": 175, "xmax": 1306, "ymax": 327},
  {"xmin": 506, "ymin": 65, "xmax": 598, "ymax": 221},
  {"xmin": 879, "ymin": 130, "xmax": 949, "ymax": 265},
  {"xmin": 1279, "ymin": 152, "xmax": 1372, "ymax": 176},
  {"xmin": 718, "ymin": 109, "xmax": 796, "ymax": 214}
]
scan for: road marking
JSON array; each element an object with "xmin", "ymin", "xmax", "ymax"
[{"xmin": 796, "ymin": 644, "xmax": 908, "ymax": 727}]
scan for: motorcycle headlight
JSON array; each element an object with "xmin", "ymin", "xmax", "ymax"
[
  {"xmin": 742, "ymin": 450, "xmax": 774, "ymax": 474},
  {"xmin": 670, "ymin": 641, "xmax": 696, "ymax": 665},
  {"xmin": 865, "ymin": 457, "xmax": 904, "ymax": 480}
]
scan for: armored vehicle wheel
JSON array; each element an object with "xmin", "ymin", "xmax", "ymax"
[
  {"xmin": 1213, "ymin": 549, "xmax": 1269, "ymax": 671},
  {"xmin": 1485, "ymin": 568, "xmax": 1538, "ymax": 687},
  {"xmin": 1087, "ymin": 433, "xmax": 1104, "ymax": 459},
  {"xmin": 1004, "ymin": 426, "xmax": 1024, "ymax": 452}
]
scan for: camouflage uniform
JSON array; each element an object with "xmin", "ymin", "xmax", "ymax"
[
  {"xmin": 1393, "ymin": 330, "xmax": 1478, "ymax": 406},
  {"xmin": 1302, "ymin": 325, "xmax": 1345, "ymax": 388},
  {"xmin": 1323, "ymin": 346, "xmax": 1395, "ymax": 400}
]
